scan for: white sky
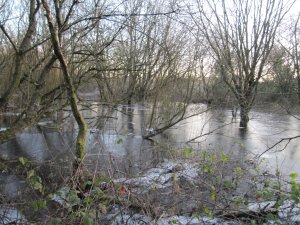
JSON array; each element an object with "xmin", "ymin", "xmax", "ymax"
[{"xmin": 289, "ymin": 0, "xmax": 300, "ymax": 17}]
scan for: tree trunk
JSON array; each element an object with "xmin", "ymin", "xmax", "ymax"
[
  {"xmin": 239, "ymin": 104, "xmax": 249, "ymax": 128},
  {"xmin": 0, "ymin": 53, "xmax": 23, "ymax": 108},
  {"xmin": 0, "ymin": 0, "xmax": 39, "ymax": 109},
  {"xmin": 297, "ymin": 75, "xmax": 300, "ymax": 104},
  {"xmin": 42, "ymin": 0, "xmax": 87, "ymax": 169}
]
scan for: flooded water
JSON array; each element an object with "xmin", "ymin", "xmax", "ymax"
[
  {"xmin": 1, "ymin": 103, "xmax": 300, "ymax": 224},
  {"xmin": 89, "ymin": 103, "xmax": 300, "ymax": 177},
  {"xmin": 1, "ymin": 103, "xmax": 300, "ymax": 181}
]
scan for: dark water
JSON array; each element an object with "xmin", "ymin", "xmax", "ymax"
[{"xmin": 0, "ymin": 103, "xmax": 300, "ymax": 188}]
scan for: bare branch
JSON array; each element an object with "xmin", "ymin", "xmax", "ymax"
[
  {"xmin": 257, "ymin": 135, "xmax": 300, "ymax": 158},
  {"xmin": 0, "ymin": 24, "xmax": 17, "ymax": 52},
  {"xmin": 186, "ymin": 121, "xmax": 235, "ymax": 144}
]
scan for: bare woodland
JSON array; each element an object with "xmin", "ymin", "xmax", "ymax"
[
  {"xmin": 0, "ymin": 0, "xmax": 298, "ymax": 141},
  {"xmin": 0, "ymin": 0, "xmax": 299, "ymax": 223}
]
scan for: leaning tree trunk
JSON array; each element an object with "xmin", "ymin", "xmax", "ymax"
[{"xmin": 42, "ymin": 0, "xmax": 87, "ymax": 171}]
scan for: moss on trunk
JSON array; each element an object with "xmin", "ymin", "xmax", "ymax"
[{"xmin": 42, "ymin": 0, "xmax": 87, "ymax": 166}]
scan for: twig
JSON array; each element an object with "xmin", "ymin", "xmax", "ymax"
[
  {"xmin": 186, "ymin": 121, "xmax": 235, "ymax": 143},
  {"xmin": 0, "ymin": 24, "xmax": 18, "ymax": 52},
  {"xmin": 257, "ymin": 135, "xmax": 300, "ymax": 158}
]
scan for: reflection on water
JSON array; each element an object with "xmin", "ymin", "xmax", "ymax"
[
  {"xmin": 86, "ymin": 132, "xmax": 160, "ymax": 177},
  {"xmin": 100, "ymin": 104, "xmax": 300, "ymax": 176},
  {"xmin": 165, "ymin": 108, "xmax": 300, "ymax": 176},
  {"xmin": 1, "ymin": 103, "xmax": 300, "ymax": 179},
  {"xmin": 0, "ymin": 126, "xmax": 74, "ymax": 161}
]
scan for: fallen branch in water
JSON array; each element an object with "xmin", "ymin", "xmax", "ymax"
[{"xmin": 143, "ymin": 106, "xmax": 212, "ymax": 140}]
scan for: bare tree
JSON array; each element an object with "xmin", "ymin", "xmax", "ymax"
[
  {"xmin": 268, "ymin": 45, "xmax": 295, "ymax": 95},
  {"xmin": 41, "ymin": 0, "xmax": 87, "ymax": 172},
  {"xmin": 287, "ymin": 13, "xmax": 300, "ymax": 103},
  {"xmin": 192, "ymin": 0, "xmax": 293, "ymax": 127},
  {"xmin": 0, "ymin": 0, "xmax": 65, "ymax": 143},
  {"xmin": 113, "ymin": 0, "xmax": 182, "ymax": 104},
  {"xmin": 0, "ymin": 0, "xmax": 40, "ymax": 108},
  {"xmin": 294, "ymin": 14, "xmax": 300, "ymax": 103}
]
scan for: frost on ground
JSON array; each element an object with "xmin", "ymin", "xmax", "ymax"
[
  {"xmin": 114, "ymin": 160, "xmax": 199, "ymax": 193},
  {"xmin": 100, "ymin": 200, "xmax": 300, "ymax": 225},
  {"xmin": 49, "ymin": 159, "xmax": 300, "ymax": 225},
  {"xmin": 248, "ymin": 200, "xmax": 300, "ymax": 223},
  {"xmin": 100, "ymin": 205, "xmax": 240, "ymax": 225},
  {"xmin": 98, "ymin": 160, "xmax": 250, "ymax": 224},
  {"xmin": 98, "ymin": 159, "xmax": 300, "ymax": 225}
]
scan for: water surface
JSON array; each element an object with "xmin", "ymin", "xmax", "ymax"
[{"xmin": 1, "ymin": 104, "xmax": 299, "ymax": 178}]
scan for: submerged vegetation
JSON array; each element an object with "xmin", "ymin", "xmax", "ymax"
[{"xmin": 0, "ymin": 0, "xmax": 299, "ymax": 224}]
